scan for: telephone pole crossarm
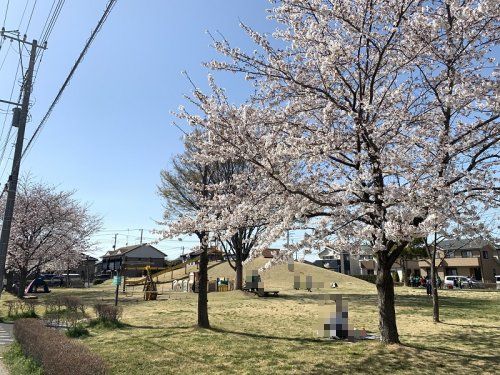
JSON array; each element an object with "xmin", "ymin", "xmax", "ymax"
[{"xmin": 0, "ymin": 28, "xmax": 48, "ymax": 50}]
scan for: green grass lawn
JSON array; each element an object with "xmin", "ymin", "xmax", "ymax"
[{"xmin": 1, "ymin": 264, "xmax": 499, "ymax": 374}]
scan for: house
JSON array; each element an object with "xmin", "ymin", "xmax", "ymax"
[
  {"xmin": 418, "ymin": 239, "xmax": 499, "ymax": 283},
  {"xmin": 179, "ymin": 246, "xmax": 224, "ymax": 263},
  {"xmin": 317, "ymin": 245, "xmax": 366, "ymax": 275},
  {"xmin": 76, "ymin": 253, "xmax": 98, "ymax": 283},
  {"xmin": 101, "ymin": 244, "xmax": 166, "ymax": 277},
  {"xmin": 49, "ymin": 253, "xmax": 98, "ymax": 284},
  {"xmin": 318, "ymin": 245, "xmax": 420, "ymax": 280}
]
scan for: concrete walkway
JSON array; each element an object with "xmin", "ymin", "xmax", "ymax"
[{"xmin": 0, "ymin": 323, "xmax": 13, "ymax": 375}]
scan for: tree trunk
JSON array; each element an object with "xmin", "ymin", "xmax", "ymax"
[
  {"xmin": 197, "ymin": 238, "xmax": 210, "ymax": 328},
  {"xmin": 235, "ymin": 259, "xmax": 243, "ymax": 290},
  {"xmin": 430, "ymin": 246, "xmax": 440, "ymax": 322},
  {"xmin": 401, "ymin": 260, "xmax": 409, "ymax": 287},
  {"xmin": 375, "ymin": 265, "xmax": 400, "ymax": 344},
  {"xmin": 18, "ymin": 269, "xmax": 27, "ymax": 298}
]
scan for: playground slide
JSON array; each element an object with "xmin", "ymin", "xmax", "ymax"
[{"xmin": 25, "ymin": 278, "xmax": 50, "ymax": 294}]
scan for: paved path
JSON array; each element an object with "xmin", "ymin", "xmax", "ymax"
[
  {"xmin": 0, "ymin": 324, "xmax": 13, "ymax": 346},
  {"xmin": 0, "ymin": 324, "xmax": 13, "ymax": 375}
]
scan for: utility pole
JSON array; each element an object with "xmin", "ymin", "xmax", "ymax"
[
  {"xmin": 0, "ymin": 34, "xmax": 46, "ymax": 294},
  {"xmin": 140, "ymin": 229, "xmax": 143, "ymax": 245},
  {"xmin": 113, "ymin": 233, "xmax": 118, "ymax": 250}
]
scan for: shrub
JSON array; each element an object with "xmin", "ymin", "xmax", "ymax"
[
  {"xmin": 60, "ymin": 296, "xmax": 86, "ymax": 315},
  {"xmin": 93, "ymin": 279, "xmax": 104, "ymax": 285},
  {"xmin": 66, "ymin": 323, "xmax": 90, "ymax": 338},
  {"xmin": 6, "ymin": 300, "xmax": 39, "ymax": 320},
  {"xmin": 94, "ymin": 304, "xmax": 122, "ymax": 323},
  {"xmin": 13, "ymin": 318, "xmax": 107, "ymax": 375}
]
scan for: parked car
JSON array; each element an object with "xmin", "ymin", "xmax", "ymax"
[
  {"xmin": 46, "ymin": 276, "xmax": 64, "ymax": 287},
  {"xmin": 444, "ymin": 275, "xmax": 469, "ymax": 288},
  {"xmin": 41, "ymin": 274, "xmax": 64, "ymax": 287},
  {"xmin": 495, "ymin": 275, "xmax": 500, "ymax": 290},
  {"xmin": 465, "ymin": 277, "xmax": 484, "ymax": 289}
]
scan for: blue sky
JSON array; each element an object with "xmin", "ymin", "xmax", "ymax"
[
  {"xmin": 1, "ymin": 1, "xmax": 497, "ymax": 260},
  {"xmin": 0, "ymin": 0, "xmax": 294, "ymax": 259}
]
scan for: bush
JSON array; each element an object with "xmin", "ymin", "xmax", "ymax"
[
  {"xmin": 66, "ymin": 323, "xmax": 90, "ymax": 338},
  {"xmin": 94, "ymin": 304, "xmax": 122, "ymax": 323},
  {"xmin": 13, "ymin": 318, "xmax": 107, "ymax": 375},
  {"xmin": 3, "ymin": 342, "xmax": 43, "ymax": 375},
  {"xmin": 43, "ymin": 296, "xmax": 87, "ymax": 329},
  {"xmin": 352, "ymin": 274, "xmax": 377, "ymax": 284},
  {"xmin": 6, "ymin": 300, "xmax": 39, "ymax": 320},
  {"xmin": 93, "ymin": 279, "xmax": 104, "ymax": 285}
]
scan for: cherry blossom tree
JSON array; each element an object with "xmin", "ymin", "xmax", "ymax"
[
  {"xmin": 159, "ymin": 138, "xmax": 212, "ymax": 328},
  {"xmin": 174, "ymin": 0, "xmax": 498, "ymax": 343},
  {"xmin": 3, "ymin": 176, "xmax": 101, "ymax": 297}
]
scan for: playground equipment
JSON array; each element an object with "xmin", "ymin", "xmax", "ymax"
[
  {"xmin": 25, "ymin": 277, "xmax": 50, "ymax": 294},
  {"xmin": 143, "ymin": 266, "xmax": 158, "ymax": 301},
  {"xmin": 243, "ymin": 270, "xmax": 279, "ymax": 297}
]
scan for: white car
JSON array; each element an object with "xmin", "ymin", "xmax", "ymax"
[
  {"xmin": 444, "ymin": 275, "xmax": 468, "ymax": 288},
  {"xmin": 496, "ymin": 275, "xmax": 500, "ymax": 290}
]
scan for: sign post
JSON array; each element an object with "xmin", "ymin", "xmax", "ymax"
[{"xmin": 112, "ymin": 274, "xmax": 122, "ymax": 306}]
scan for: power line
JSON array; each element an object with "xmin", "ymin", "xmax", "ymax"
[
  {"xmin": 25, "ymin": 0, "xmax": 37, "ymax": 35},
  {"xmin": 22, "ymin": 0, "xmax": 117, "ymax": 160},
  {"xmin": 17, "ymin": 0, "xmax": 30, "ymax": 31},
  {"xmin": 38, "ymin": 0, "xmax": 56, "ymax": 42},
  {"xmin": 40, "ymin": 0, "xmax": 64, "ymax": 45},
  {"xmin": 2, "ymin": 0, "xmax": 9, "ymax": 28}
]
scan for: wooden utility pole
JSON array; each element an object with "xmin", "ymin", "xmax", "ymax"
[{"xmin": 0, "ymin": 35, "xmax": 46, "ymax": 294}]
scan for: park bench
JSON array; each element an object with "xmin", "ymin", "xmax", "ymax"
[
  {"xmin": 256, "ymin": 290, "xmax": 279, "ymax": 297},
  {"xmin": 243, "ymin": 287, "xmax": 279, "ymax": 297}
]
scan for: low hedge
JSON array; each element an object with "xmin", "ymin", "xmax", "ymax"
[{"xmin": 13, "ymin": 318, "xmax": 107, "ymax": 375}]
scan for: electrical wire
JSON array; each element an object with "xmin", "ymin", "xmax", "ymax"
[
  {"xmin": 40, "ymin": 0, "xmax": 64, "ymax": 45},
  {"xmin": 38, "ymin": 0, "xmax": 55, "ymax": 42},
  {"xmin": 25, "ymin": 0, "xmax": 37, "ymax": 35},
  {"xmin": 0, "ymin": 54, "xmax": 21, "ymax": 167},
  {"xmin": 17, "ymin": 0, "xmax": 30, "ymax": 31},
  {"xmin": 21, "ymin": 0, "xmax": 117, "ymax": 160},
  {"xmin": 2, "ymin": 0, "xmax": 9, "ymax": 28}
]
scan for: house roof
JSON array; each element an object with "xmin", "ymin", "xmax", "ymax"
[
  {"xmin": 182, "ymin": 246, "xmax": 222, "ymax": 258},
  {"xmin": 320, "ymin": 244, "xmax": 373, "ymax": 258},
  {"xmin": 262, "ymin": 248, "xmax": 280, "ymax": 258},
  {"xmin": 438, "ymin": 239, "xmax": 496, "ymax": 251},
  {"xmin": 80, "ymin": 253, "xmax": 98, "ymax": 262},
  {"xmin": 102, "ymin": 244, "xmax": 166, "ymax": 259},
  {"xmin": 360, "ymin": 260, "xmax": 376, "ymax": 269}
]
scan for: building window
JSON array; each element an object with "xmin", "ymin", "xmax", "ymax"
[
  {"xmin": 482, "ymin": 251, "xmax": 488, "ymax": 259},
  {"xmin": 447, "ymin": 251, "xmax": 455, "ymax": 258},
  {"xmin": 461, "ymin": 250, "xmax": 473, "ymax": 258}
]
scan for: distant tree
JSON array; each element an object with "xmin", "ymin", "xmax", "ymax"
[
  {"xmin": 3, "ymin": 176, "xmax": 101, "ymax": 297},
  {"xmin": 210, "ymin": 160, "xmax": 266, "ymax": 290},
  {"xmin": 159, "ymin": 137, "xmax": 212, "ymax": 328},
  {"xmin": 399, "ymin": 239, "xmax": 426, "ymax": 287},
  {"xmin": 219, "ymin": 225, "xmax": 265, "ymax": 290}
]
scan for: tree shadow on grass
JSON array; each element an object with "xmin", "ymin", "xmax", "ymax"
[
  {"xmin": 440, "ymin": 321, "xmax": 500, "ymax": 329},
  {"xmin": 208, "ymin": 326, "xmax": 331, "ymax": 345},
  {"xmin": 401, "ymin": 328, "xmax": 500, "ymax": 363}
]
